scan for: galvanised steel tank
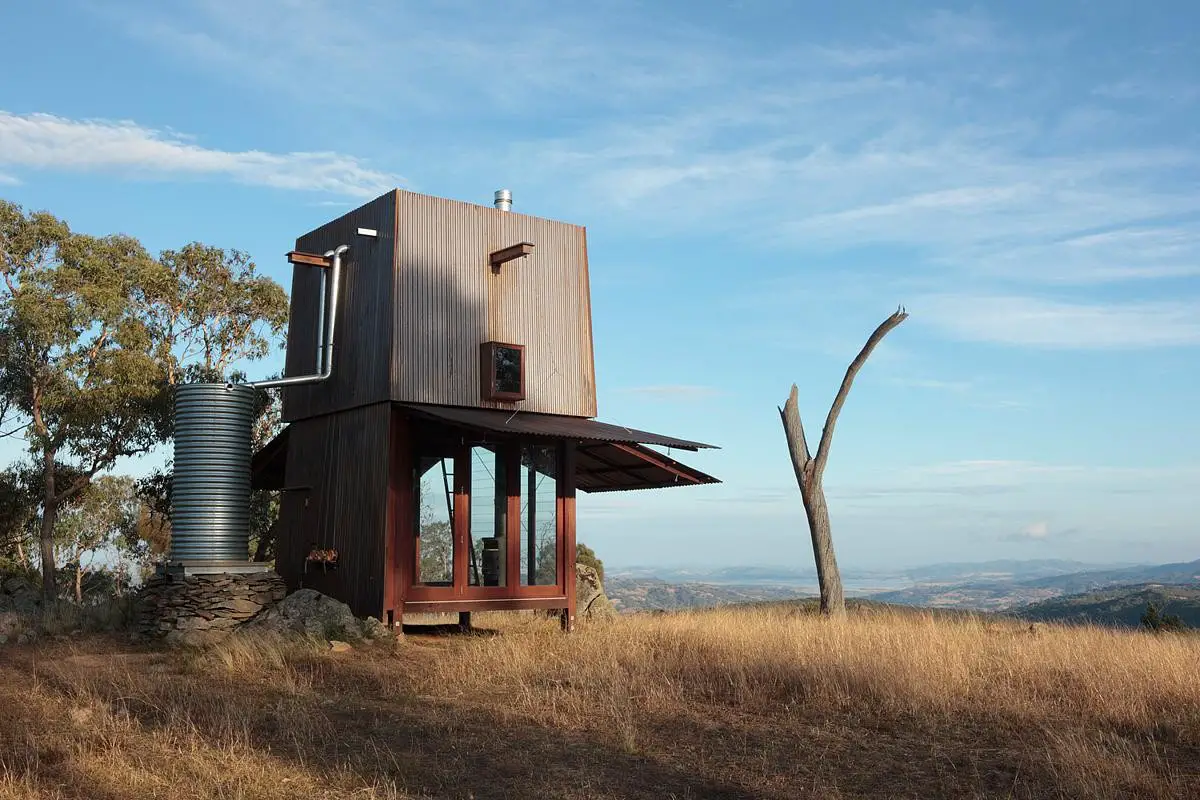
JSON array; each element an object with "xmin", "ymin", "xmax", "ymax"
[{"xmin": 169, "ymin": 382, "xmax": 257, "ymax": 563}]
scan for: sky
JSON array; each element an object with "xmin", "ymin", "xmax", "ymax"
[{"xmin": 1, "ymin": 0, "xmax": 1197, "ymax": 571}]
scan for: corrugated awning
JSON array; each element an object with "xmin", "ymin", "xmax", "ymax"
[
  {"xmin": 399, "ymin": 403, "xmax": 716, "ymax": 451},
  {"xmin": 399, "ymin": 403, "xmax": 718, "ymax": 493},
  {"xmin": 253, "ymin": 405, "xmax": 720, "ymax": 493},
  {"xmin": 575, "ymin": 440, "xmax": 720, "ymax": 493}
]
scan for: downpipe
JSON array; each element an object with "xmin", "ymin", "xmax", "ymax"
[{"xmin": 251, "ymin": 244, "xmax": 349, "ymax": 389}]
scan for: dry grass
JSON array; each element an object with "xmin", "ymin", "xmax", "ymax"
[{"xmin": 1, "ymin": 604, "xmax": 1198, "ymax": 799}]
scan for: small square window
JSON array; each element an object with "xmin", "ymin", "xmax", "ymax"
[{"xmin": 480, "ymin": 341, "xmax": 525, "ymax": 402}]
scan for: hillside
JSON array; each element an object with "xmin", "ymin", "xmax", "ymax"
[
  {"xmin": 605, "ymin": 577, "xmax": 810, "ymax": 611},
  {"xmin": 868, "ymin": 558, "xmax": 1200, "ymax": 611},
  {"xmin": 1014, "ymin": 584, "xmax": 1200, "ymax": 628},
  {"xmin": 2, "ymin": 606, "xmax": 1198, "ymax": 798}
]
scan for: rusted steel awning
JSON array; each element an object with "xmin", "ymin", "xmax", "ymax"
[
  {"xmin": 399, "ymin": 403, "xmax": 716, "ymax": 451},
  {"xmin": 399, "ymin": 403, "xmax": 719, "ymax": 493},
  {"xmin": 253, "ymin": 406, "xmax": 720, "ymax": 493},
  {"xmin": 575, "ymin": 440, "xmax": 720, "ymax": 493}
]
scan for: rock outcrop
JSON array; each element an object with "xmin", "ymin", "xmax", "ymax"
[
  {"xmin": 242, "ymin": 588, "xmax": 375, "ymax": 642},
  {"xmin": 576, "ymin": 562, "xmax": 616, "ymax": 620},
  {"xmin": 132, "ymin": 571, "xmax": 288, "ymax": 645},
  {"xmin": 0, "ymin": 574, "xmax": 42, "ymax": 615}
]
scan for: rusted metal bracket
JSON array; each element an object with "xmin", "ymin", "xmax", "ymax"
[
  {"xmin": 488, "ymin": 241, "xmax": 535, "ymax": 272},
  {"xmin": 287, "ymin": 250, "xmax": 333, "ymax": 268}
]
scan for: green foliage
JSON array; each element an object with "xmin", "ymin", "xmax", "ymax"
[
  {"xmin": 0, "ymin": 199, "xmax": 290, "ymax": 593},
  {"xmin": 577, "ymin": 542, "xmax": 604, "ymax": 582},
  {"xmin": 0, "ymin": 465, "xmax": 37, "ymax": 564},
  {"xmin": 419, "ymin": 520, "xmax": 453, "ymax": 582},
  {"xmin": 148, "ymin": 243, "xmax": 289, "ymax": 384},
  {"xmin": 1140, "ymin": 601, "xmax": 1187, "ymax": 633},
  {"xmin": 54, "ymin": 474, "xmax": 139, "ymax": 602}
]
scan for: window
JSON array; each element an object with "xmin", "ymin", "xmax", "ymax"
[
  {"xmin": 469, "ymin": 445, "xmax": 507, "ymax": 587},
  {"xmin": 480, "ymin": 341, "xmax": 525, "ymax": 402},
  {"xmin": 415, "ymin": 455, "xmax": 455, "ymax": 586},
  {"xmin": 519, "ymin": 444, "xmax": 558, "ymax": 586}
]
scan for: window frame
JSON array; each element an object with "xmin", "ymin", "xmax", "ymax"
[
  {"xmin": 480, "ymin": 341, "xmax": 526, "ymax": 402},
  {"xmin": 403, "ymin": 436, "xmax": 569, "ymax": 602}
]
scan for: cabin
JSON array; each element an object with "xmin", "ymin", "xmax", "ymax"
[{"xmin": 251, "ymin": 188, "xmax": 718, "ymax": 630}]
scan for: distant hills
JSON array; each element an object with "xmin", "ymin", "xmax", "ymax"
[
  {"xmin": 1013, "ymin": 584, "xmax": 1200, "ymax": 628},
  {"xmin": 604, "ymin": 577, "xmax": 810, "ymax": 613},
  {"xmin": 870, "ymin": 559, "xmax": 1200, "ymax": 610},
  {"xmin": 605, "ymin": 558, "xmax": 1200, "ymax": 616}
]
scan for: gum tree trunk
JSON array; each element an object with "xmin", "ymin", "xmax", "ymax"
[{"xmin": 779, "ymin": 309, "xmax": 908, "ymax": 617}]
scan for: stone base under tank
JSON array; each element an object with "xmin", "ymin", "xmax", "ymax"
[{"xmin": 133, "ymin": 570, "xmax": 287, "ymax": 645}]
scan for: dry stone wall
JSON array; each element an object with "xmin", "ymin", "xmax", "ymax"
[{"xmin": 133, "ymin": 571, "xmax": 287, "ymax": 645}]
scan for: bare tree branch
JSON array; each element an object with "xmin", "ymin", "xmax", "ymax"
[
  {"xmin": 812, "ymin": 308, "xmax": 908, "ymax": 481},
  {"xmin": 778, "ymin": 384, "xmax": 812, "ymax": 479}
]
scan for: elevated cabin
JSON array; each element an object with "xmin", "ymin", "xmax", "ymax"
[{"xmin": 252, "ymin": 188, "xmax": 718, "ymax": 630}]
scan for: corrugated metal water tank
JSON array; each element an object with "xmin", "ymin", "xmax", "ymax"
[{"xmin": 170, "ymin": 382, "xmax": 257, "ymax": 563}]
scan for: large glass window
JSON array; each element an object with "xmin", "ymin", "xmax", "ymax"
[
  {"xmin": 519, "ymin": 445, "xmax": 558, "ymax": 586},
  {"xmin": 415, "ymin": 456, "xmax": 455, "ymax": 586},
  {"xmin": 469, "ymin": 446, "xmax": 507, "ymax": 587}
]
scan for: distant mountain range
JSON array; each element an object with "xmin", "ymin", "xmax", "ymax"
[
  {"xmin": 869, "ymin": 558, "xmax": 1200, "ymax": 610},
  {"xmin": 1013, "ymin": 584, "xmax": 1200, "ymax": 628},
  {"xmin": 604, "ymin": 578, "xmax": 810, "ymax": 613},
  {"xmin": 605, "ymin": 558, "xmax": 1200, "ymax": 615}
]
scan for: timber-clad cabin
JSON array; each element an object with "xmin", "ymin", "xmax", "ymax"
[{"xmin": 252, "ymin": 188, "xmax": 718, "ymax": 630}]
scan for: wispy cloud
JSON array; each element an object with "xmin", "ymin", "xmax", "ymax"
[
  {"xmin": 1001, "ymin": 520, "xmax": 1081, "ymax": 543},
  {"xmin": 918, "ymin": 294, "xmax": 1200, "ymax": 349},
  {"xmin": 0, "ymin": 173, "xmax": 18, "ymax": 186},
  {"xmin": 0, "ymin": 111, "xmax": 400, "ymax": 197},
  {"xmin": 91, "ymin": 3, "xmax": 1200, "ymax": 351}
]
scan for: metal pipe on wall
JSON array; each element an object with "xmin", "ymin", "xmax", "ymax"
[{"xmin": 251, "ymin": 243, "xmax": 349, "ymax": 389}]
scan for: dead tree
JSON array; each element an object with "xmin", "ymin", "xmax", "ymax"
[{"xmin": 779, "ymin": 308, "xmax": 908, "ymax": 617}]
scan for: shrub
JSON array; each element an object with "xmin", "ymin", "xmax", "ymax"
[
  {"xmin": 1140, "ymin": 601, "xmax": 1186, "ymax": 632},
  {"xmin": 577, "ymin": 542, "xmax": 604, "ymax": 582}
]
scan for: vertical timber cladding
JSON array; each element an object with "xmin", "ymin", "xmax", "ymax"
[
  {"xmin": 275, "ymin": 402, "xmax": 392, "ymax": 618},
  {"xmin": 280, "ymin": 192, "xmax": 397, "ymax": 423},
  {"xmin": 391, "ymin": 189, "xmax": 598, "ymax": 417}
]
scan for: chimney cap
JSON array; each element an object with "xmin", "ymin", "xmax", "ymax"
[{"xmin": 494, "ymin": 189, "xmax": 512, "ymax": 211}]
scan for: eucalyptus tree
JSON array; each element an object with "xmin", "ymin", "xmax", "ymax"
[
  {"xmin": 54, "ymin": 474, "xmax": 138, "ymax": 603},
  {"xmin": 1, "ymin": 200, "xmax": 290, "ymax": 596}
]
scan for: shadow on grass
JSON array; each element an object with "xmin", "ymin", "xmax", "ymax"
[
  {"xmin": 0, "ymin": 639, "xmax": 762, "ymax": 800},
  {"xmin": 3, "ymin": 635, "xmax": 1197, "ymax": 800}
]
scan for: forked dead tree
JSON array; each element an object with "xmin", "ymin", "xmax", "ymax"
[{"xmin": 779, "ymin": 308, "xmax": 908, "ymax": 616}]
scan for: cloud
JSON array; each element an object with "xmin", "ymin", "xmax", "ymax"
[
  {"xmin": 0, "ymin": 173, "xmax": 19, "ymax": 186},
  {"xmin": 90, "ymin": 3, "xmax": 1200, "ymax": 351},
  {"xmin": 1013, "ymin": 521, "xmax": 1049, "ymax": 540},
  {"xmin": 917, "ymin": 294, "xmax": 1200, "ymax": 349},
  {"xmin": 0, "ymin": 111, "xmax": 400, "ymax": 197},
  {"xmin": 1001, "ymin": 521, "xmax": 1082, "ymax": 543}
]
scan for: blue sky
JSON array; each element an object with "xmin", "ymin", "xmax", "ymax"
[{"xmin": 1, "ymin": 1, "xmax": 1197, "ymax": 570}]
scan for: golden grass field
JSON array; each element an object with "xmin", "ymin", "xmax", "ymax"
[{"xmin": 1, "ymin": 604, "xmax": 1198, "ymax": 799}]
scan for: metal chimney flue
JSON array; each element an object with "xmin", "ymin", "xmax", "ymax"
[{"xmin": 494, "ymin": 189, "xmax": 512, "ymax": 211}]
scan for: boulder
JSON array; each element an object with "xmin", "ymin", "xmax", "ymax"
[
  {"xmin": 11, "ymin": 590, "xmax": 40, "ymax": 615},
  {"xmin": 244, "ymin": 588, "xmax": 364, "ymax": 642},
  {"xmin": 3, "ymin": 576, "xmax": 32, "ymax": 595},
  {"xmin": 0, "ymin": 611, "xmax": 21, "ymax": 638},
  {"xmin": 361, "ymin": 616, "xmax": 391, "ymax": 640},
  {"xmin": 328, "ymin": 640, "xmax": 353, "ymax": 653},
  {"xmin": 576, "ymin": 563, "xmax": 617, "ymax": 620}
]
